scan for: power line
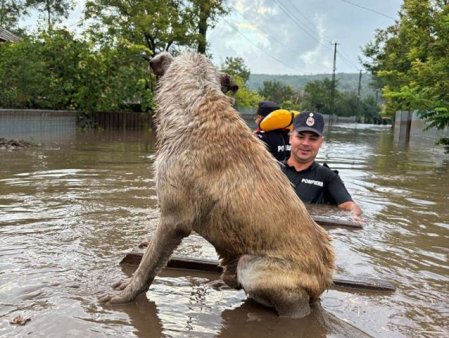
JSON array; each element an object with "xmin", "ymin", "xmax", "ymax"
[
  {"xmin": 339, "ymin": 0, "xmax": 396, "ymax": 20},
  {"xmin": 268, "ymin": 0, "xmax": 361, "ymax": 72},
  {"xmin": 232, "ymin": 10, "xmax": 302, "ymax": 57},
  {"xmin": 337, "ymin": 49, "xmax": 361, "ymax": 72},
  {"xmin": 283, "ymin": 0, "xmax": 334, "ymax": 44},
  {"xmin": 232, "ymin": 9, "xmax": 358, "ymax": 75},
  {"xmin": 271, "ymin": 0, "xmax": 332, "ymax": 50},
  {"xmin": 221, "ymin": 17, "xmax": 304, "ymax": 73},
  {"xmin": 221, "ymin": 4, "xmax": 370, "ymax": 74}
]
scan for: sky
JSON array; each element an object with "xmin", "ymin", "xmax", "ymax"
[
  {"xmin": 22, "ymin": 0, "xmax": 404, "ymax": 75},
  {"xmin": 208, "ymin": 0, "xmax": 404, "ymax": 75}
]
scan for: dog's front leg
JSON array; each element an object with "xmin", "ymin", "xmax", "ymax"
[{"xmin": 99, "ymin": 214, "xmax": 192, "ymax": 304}]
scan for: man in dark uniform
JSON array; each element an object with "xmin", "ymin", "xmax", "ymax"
[
  {"xmin": 254, "ymin": 101, "xmax": 291, "ymax": 161},
  {"xmin": 281, "ymin": 111, "xmax": 363, "ymax": 220}
]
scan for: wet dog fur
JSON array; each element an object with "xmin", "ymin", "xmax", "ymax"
[{"xmin": 99, "ymin": 52, "xmax": 335, "ymax": 318}]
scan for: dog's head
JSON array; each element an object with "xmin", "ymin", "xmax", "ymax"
[{"xmin": 149, "ymin": 52, "xmax": 238, "ymax": 96}]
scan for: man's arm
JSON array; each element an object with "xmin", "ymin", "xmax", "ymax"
[
  {"xmin": 326, "ymin": 172, "xmax": 364, "ymax": 222},
  {"xmin": 338, "ymin": 201, "xmax": 363, "ymax": 223}
]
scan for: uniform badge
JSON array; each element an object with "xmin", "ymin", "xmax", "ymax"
[{"xmin": 306, "ymin": 113, "xmax": 315, "ymax": 126}]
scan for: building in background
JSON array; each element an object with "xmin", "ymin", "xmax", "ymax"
[{"xmin": 0, "ymin": 28, "xmax": 21, "ymax": 42}]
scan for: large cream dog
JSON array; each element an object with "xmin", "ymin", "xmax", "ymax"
[{"xmin": 99, "ymin": 52, "xmax": 335, "ymax": 318}]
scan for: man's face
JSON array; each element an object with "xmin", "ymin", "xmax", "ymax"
[{"xmin": 289, "ymin": 131, "xmax": 323, "ymax": 164}]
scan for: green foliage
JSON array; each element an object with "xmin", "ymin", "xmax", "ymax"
[
  {"xmin": 219, "ymin": 56, "xmax": 261, "ymax": 110},
  {"xmin": 248, "ymin": 73, "xmax": 376, "ymax": 98},
  {"xmin": 36, "ymin": 28, "xmax": 86, "ymax": 109},
  {"xmin": 0, "ymin": 0, "xmax": 228, "ymax": 124},
  {"xmin": 0, "ymin": 29, "xmax": 153, "ymax": 114},
  {"xmin": 84, "ymin": 0, "xmax": 226, "ymax": 57},
  {"xmin": 0, "ymin": 36, "xmax": 47, "ymax": 108},
  {"xmin": 0, "ymin": 1, "xmax": 229, "ymax": 121},
  {"xmin": 362, "ymin": 0, "xmax": 449, "ymax": 132},
  {"xmin": 436, "ymin": 137, "xmax": 449, "ymax": 153},
  {"xmin": 231, "ymin": 75, "xmax": 263, "ymax": 110},
  {"xmin": 258, "ymin": 80, "xmax": 298, "ymax": 107},
  {"xmin": 74, "ymin": 40, "xmax": 153, "ymax": 114},
  {"xmin": 25, "ymin": 0, "xmax": 73, "ymax": 27},
  {"xmin": 361, "ymin": 95, "xmax": 382, "ymax": 123},
  {"xmin": 0, "ymin": 0, "xmax": 26, "ymax": 29},
  {"xmin": 192, "ymin": 0, "xmax": 228, "ymax": 53},
  {"xmin": 301, "ymin": 78, "xmax": 334, "ymax": 114},
  {"xmin": 221, "ymin": 56, "xmax": 250, "ymax": 84},
  {"xmin": 301, "ymin": 78, "xmax": 381, "ymax": 121},
  {"xmin": 336, "ymin": 91, "xmax": 359, "ymax": 117},
  {"xmin": 84, "ymin": 0, "xmax": 191, "ymax": 55},
  {"xmin": 250, "ymin": 74, "xmax": 381, "ymax": 119},
  {"xmin": 280, "ymin": 100, "xmax": 301, "ymax": 111}
]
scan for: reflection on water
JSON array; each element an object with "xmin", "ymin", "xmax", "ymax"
[{"xmin": 0, "ymin": 126, "xmax": 448, "ymax": 337}]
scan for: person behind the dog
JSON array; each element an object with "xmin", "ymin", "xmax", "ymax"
[
  {"xmin": 254, "ymin": 101, "xmax": 291, "ymax": 161},
  {"xmin": 281, "ymin": 111, "xmax": 363, "ymax": 221}
]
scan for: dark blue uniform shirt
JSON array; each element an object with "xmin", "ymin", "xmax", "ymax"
[
  {"xmin": 281, "ymin": 161, "xmax": 353, "ymax": 206},
  {"xmin": 255, "ymin": 129, "xmax": 290, "ymax": 162}
]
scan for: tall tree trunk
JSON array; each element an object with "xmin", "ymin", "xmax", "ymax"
[{"xmin": 197, "ymin": 2, "xmax": 209, "ymax": 54}]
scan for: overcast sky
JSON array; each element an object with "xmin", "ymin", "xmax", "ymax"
[
  {"xmin": 24, "ymin": 0, "xmax": 404, "ymax": 75},
  {"xmin": 208, "ymin": 0, "xmax": 403, "ymax": 75}
]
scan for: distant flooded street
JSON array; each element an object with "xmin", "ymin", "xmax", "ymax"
[{"xmin": 1, "ymin": 125, "xmax": 448, "ymax": 337}]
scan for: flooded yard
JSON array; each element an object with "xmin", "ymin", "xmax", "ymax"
[{"xmin": 0, "ymin": 125, "xmax": 448, "ymax": 337}]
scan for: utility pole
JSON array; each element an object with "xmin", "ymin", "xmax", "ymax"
[
  {"xmin": 357, "ymin": 70, "xmax": 362, "ymax": 122},
  {"xmin": 330, "ymin": 42, "xmax": 338, "ymax": 117}
]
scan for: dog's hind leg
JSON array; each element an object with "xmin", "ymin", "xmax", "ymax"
[{"xmin": 236, "ymin": 254, "xmax": 311, "ymax": 318}]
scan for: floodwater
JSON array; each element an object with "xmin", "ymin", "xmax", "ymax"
[{"xmin": 0, "ymin": 124, "xmax": 448, "ymax": 338}]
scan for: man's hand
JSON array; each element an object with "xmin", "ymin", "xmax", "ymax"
[{"xmin": 338, "ymin": 201, "xmax": 364, "ymax": 224}]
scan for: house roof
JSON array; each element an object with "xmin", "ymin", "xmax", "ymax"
[{"xmin": 0, "ymin": 28, "xmax": 21, "ymax": 42}]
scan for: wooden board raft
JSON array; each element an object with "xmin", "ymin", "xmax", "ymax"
[
  {"xmin": 120, "ymin": 250, "xmax": 396, "ymax": 292},
  {"xmin": 311, "ymin": 215, "xmax": 363, "ymax": 229}
]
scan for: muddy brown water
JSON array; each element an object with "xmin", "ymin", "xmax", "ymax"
[{"xmin": 0, "ymin": 125, "xmax": 448, "ymax": 337}]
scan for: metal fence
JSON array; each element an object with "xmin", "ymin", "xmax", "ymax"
[
  {"xmin": 4, "ymin": 107, "xmax": 446, "ymax": 149},
  {"xmin": 0, "ymin": 109, "xmax": 77, "ymax": 143},
  {"xmin": 92, "ymin": 111, "xmax": 152, "ymax": 130},
  {"xmin": 0, "ymin": 109, "xmax": 153, "ymax": 144}
]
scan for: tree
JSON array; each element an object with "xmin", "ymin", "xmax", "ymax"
[
  {"xmin": 84, "ymin": 0, "xmax": 227, "ymax": 57},
  {"xmin": 0, "ymin": 29, "xmax": 152, "ymax": 115},
  {"xmin": 336, "ymin": 91, "xmax": 359, "ymax": 117},
  {"xmin": 0, "ymin": 36, "xmax": 47, "ymax": 108},
  {"xmin": 0, "ymin": 0, "xmax": 26, "ymax": 30},
  {"xmin": 220, "ymin": 56, "xmax": 261, "ymax": 110},
  {"xmin": 192, "ymin": 0, "xmax": 227, "ymax": 54},
  {"xmin": 84, "ymin": 0, "xmax": 193, "ymax": 56},
  {"xmin": 25, "ymin": 0, "xmax": 73, "ymax": 28},
  {"xmin": 258, "ymin": 80, "xmax": 297, "ymax": 107},
  {"xmin": 301, "ymin": 78, "xmax": 335, "ymax": 114},
  {"xmin": 362, "ymin": 0, "xmax": 449, "ymax": 136},
  {"xmin": 361, "ymin": 95, "xmax": 381, "ymax": 124},
  {"xmin": 231, "ymin": 74, "xmax": 263, "ymax": 110},
  {"xmin": 221, "ymin": 56, "xmax": 250, "ymax": 84},
  {"xmin": 36, "ymin": 28, "xmax": 87, "ymax": 109},
  {"xmin": 74, "ymin": 40, "xmax": 152, "ymax": 114}
]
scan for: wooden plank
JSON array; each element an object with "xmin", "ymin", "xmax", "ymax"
[
  {"xmin": 312, "ymin": 215, "xmax": 363, "ymax": 229},
  {"xmin": 120, "ymin": 251, "xmax": 395, "ymax": 292},
  {"xmin": 332, "ymin": 276, "xmax": 396, "ymax": 291}
]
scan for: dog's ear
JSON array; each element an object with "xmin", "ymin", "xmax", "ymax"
[
  {"xmin": 219, "ymin": 72, "xmax": 239, "ymax": 95},
  {"xmin": 149, "ymin": 52, "xmax": 174, "ymax": 77}
]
